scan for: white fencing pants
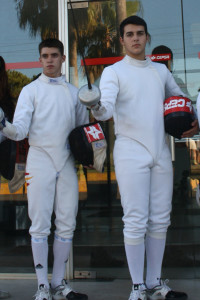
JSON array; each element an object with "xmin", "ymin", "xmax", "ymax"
[
  {"xmin": 113, "ymin": 136, "xmax": 173, "ymax": 244},
  {"xmin": 26, "ymin": 146, "xmax": 79, "ymax": 240}
]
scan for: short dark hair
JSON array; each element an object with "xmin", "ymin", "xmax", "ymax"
[
  {"xmin": 39, "ymin": 38, "xmax": 64, "ymax": 56},
  {"xmin": 120, "ymin": 15, "xmax": 148, "ymax": 38}
]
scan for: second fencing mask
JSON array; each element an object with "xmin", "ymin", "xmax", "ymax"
[{"xmin": 69, "ymin": 122, "xmax": 107, "ymax": 172}]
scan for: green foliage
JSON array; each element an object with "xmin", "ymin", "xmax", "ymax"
[
  {"xmin": 78, "ymin": 2, "xmax": 117, "ymax": 56},
  {"xmin": 7, "ymin": 70, "xmax": 31, "ymax": 100},
  {"xmin": 14, "ymin": 0, "xmax": 58, "ymax": 39},
  {"xmin": 13, "ymin": 0, "xmax": 143, "ymax": 85},
  {"xmin": 69, "ymin": 2, "xmax": 119, "ymax": 83}
]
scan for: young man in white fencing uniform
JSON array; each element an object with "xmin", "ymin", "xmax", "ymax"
[
  {"xmin": 81, "ymin": 16, "xmax": 199, "ymax": 300},
  {"xmin": 0, "ymin": 38, "xmax": 88, "ymax": 300}
]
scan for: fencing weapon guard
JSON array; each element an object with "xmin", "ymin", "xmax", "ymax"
[{"xmin": 78, "ymin": 84, "xmax": 101, "ymax": 107}]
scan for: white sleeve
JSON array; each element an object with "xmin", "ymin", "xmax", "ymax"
[
  {"xmin": 68, "ymin": 83, "xmax": 89, "ymax": 126},
  {"xmin": 165, "ymin": 70, "xmax": 198, "ymax": 120},
  {"xmin": 76, "ymin": 100, "xmax": 89, "ymax": 126},
  {"xmin": 165, "ymin": 68, "xmax": 186, "ymax": 98},
  {"xmin": 92, "ymin": 67, "xmax": 119, "ymax": 121},
  {"xmin": 196, "ymin": 92, "xmax": 200, "ymax": 126},
  {"xmin": 3, "ymin": 85, "xmax": 34, "ymax": 141}
]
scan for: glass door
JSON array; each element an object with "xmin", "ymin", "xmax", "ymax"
[
  {"xmin": 69, "ymin": 0, "xmax": 200, "ymax": 280},
  {"xmin": 68, "ymin": 0, "xmax": 128, "ymax": 279}
]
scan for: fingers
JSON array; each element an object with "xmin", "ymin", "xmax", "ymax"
[
  {"xmin": 83, "ymin": 165, "xmax": 94, "ymax": 169},
  {"xmin": 181, "ymin": 119, "xmax": 199, "ymax": 138}
]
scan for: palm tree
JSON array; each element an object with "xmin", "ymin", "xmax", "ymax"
[
  {"xmin": 14, "ymin": 0, "xmax": 58, "ymax": 39},
  {"xmin": 74, "ymin": 2, "xmax": 117, "ymax": 84},
  {"xmin": 13, "ymin": 0, "xmax": 143, "ymax": 85}
]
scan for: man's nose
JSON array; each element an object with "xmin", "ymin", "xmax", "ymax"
[{"xmin": 47, "ymin": 55, "xmax": 53, "ymax": 61}]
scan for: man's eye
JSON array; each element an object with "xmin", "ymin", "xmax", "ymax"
[
  {"xmin": 42, "ymin": 54, "xmax": 48, "ymax": 59},
  {"xmin": 52, "ymin": 54, "xmax": 59, "ymax": 58}
]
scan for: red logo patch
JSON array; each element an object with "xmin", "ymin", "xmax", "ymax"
[
  {"xmin": 164, "ymin": 96, "xmax": 193, "ymax": 116},
  {"xmin": 84, "ymin": 123, "xmax": 105, "ymax": 143}
]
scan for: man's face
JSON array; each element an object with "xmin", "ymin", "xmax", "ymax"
[
  {"xmin": 39, "ymin": 47, "xmax": 66, "ymax": 78},
  {"xmin": 120, "ymin": 24, "xmax": 148, "ymax": 60}
]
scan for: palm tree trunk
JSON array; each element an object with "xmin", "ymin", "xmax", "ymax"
[
  {"xmin": 69, "ymin": 34, "xmax": 79, "ymax": 87},
  {"xmin": 115, "ymin": 0, "xmax": 127, "ymax": 55}
]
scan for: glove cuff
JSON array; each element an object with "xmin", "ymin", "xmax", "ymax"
[{"xmin": 91, "ymin": 101, "xmax": 102, "ymax": 111}]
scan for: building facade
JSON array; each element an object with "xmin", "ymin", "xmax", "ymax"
[{"xmin": 0, "ymin": 0, "xmax": 200, "ymax": 280}]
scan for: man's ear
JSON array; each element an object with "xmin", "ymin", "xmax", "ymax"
[
  {"xmin": 62, "ymin": 55, "xmax": 66, "ymax": 63},
  {"xmin": 120, "ymin": 36, "xmax": 124, "ymax": 46},
  {"xmin": 147, "ymin": 33, "xmax": 151, "ymax": 44}
]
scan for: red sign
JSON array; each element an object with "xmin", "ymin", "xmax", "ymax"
[
  {"xmin": 149, "ymin": 53, "xmax": 171, "ymax": 61},
  {"xmin": 81, "ymin": 53, "xmax": 171, "ymax": 66},
  {"xmin": 81, "ymin": 57, "xmax": 123, "ymax": 66},
  {"xmin": 5, "ymin": 52, "xmax": 173, "ymax": 71},
  {"xmin": 5, "ymin": 61, "xmax": 42, "ymax": 70}
]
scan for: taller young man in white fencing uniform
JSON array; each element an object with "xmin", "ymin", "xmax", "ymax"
[
  {"xmin": 88, "ymin": 16, "xmax": 198, "ymax": 300},
  {"xmin": 0, "ymin": 39, "xmax": 88, "ymax": 300}
]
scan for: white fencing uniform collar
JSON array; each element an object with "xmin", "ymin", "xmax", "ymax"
[
  {"xmin": 39, "ymin": 73, "xmax": 66, "ymax": 84},
  {"xmin": 124, "ymin": 55, "xmax": 151, "ymax": 67}
]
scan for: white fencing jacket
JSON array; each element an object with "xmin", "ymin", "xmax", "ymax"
[
  {"xmin": 92, "ymin": 55, "xmax": 185, "ymax": 160},
  {"xmin": 196, "ymin": 92, "xmax": 200, "ymax": 127},
  {"xmin": 3, "ymin": 73, "xmax": 88, "ymax": 171}
]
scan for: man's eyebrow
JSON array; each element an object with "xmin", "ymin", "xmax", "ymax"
[
  {"xmin": 126, "ymin": 30, "xmax": 145, "ymax": 34},
  {"xmin": 41, "ymin": 52, "xmax": 58, "ymax": 56}
]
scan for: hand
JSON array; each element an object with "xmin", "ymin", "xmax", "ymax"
[
  {"xmin": 181, "ymin": 119, "xmax": 199, "ymax": 138},
  {"xmin": 83, "ymin": 164, "xmax": 94, "ymax": 170}
]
